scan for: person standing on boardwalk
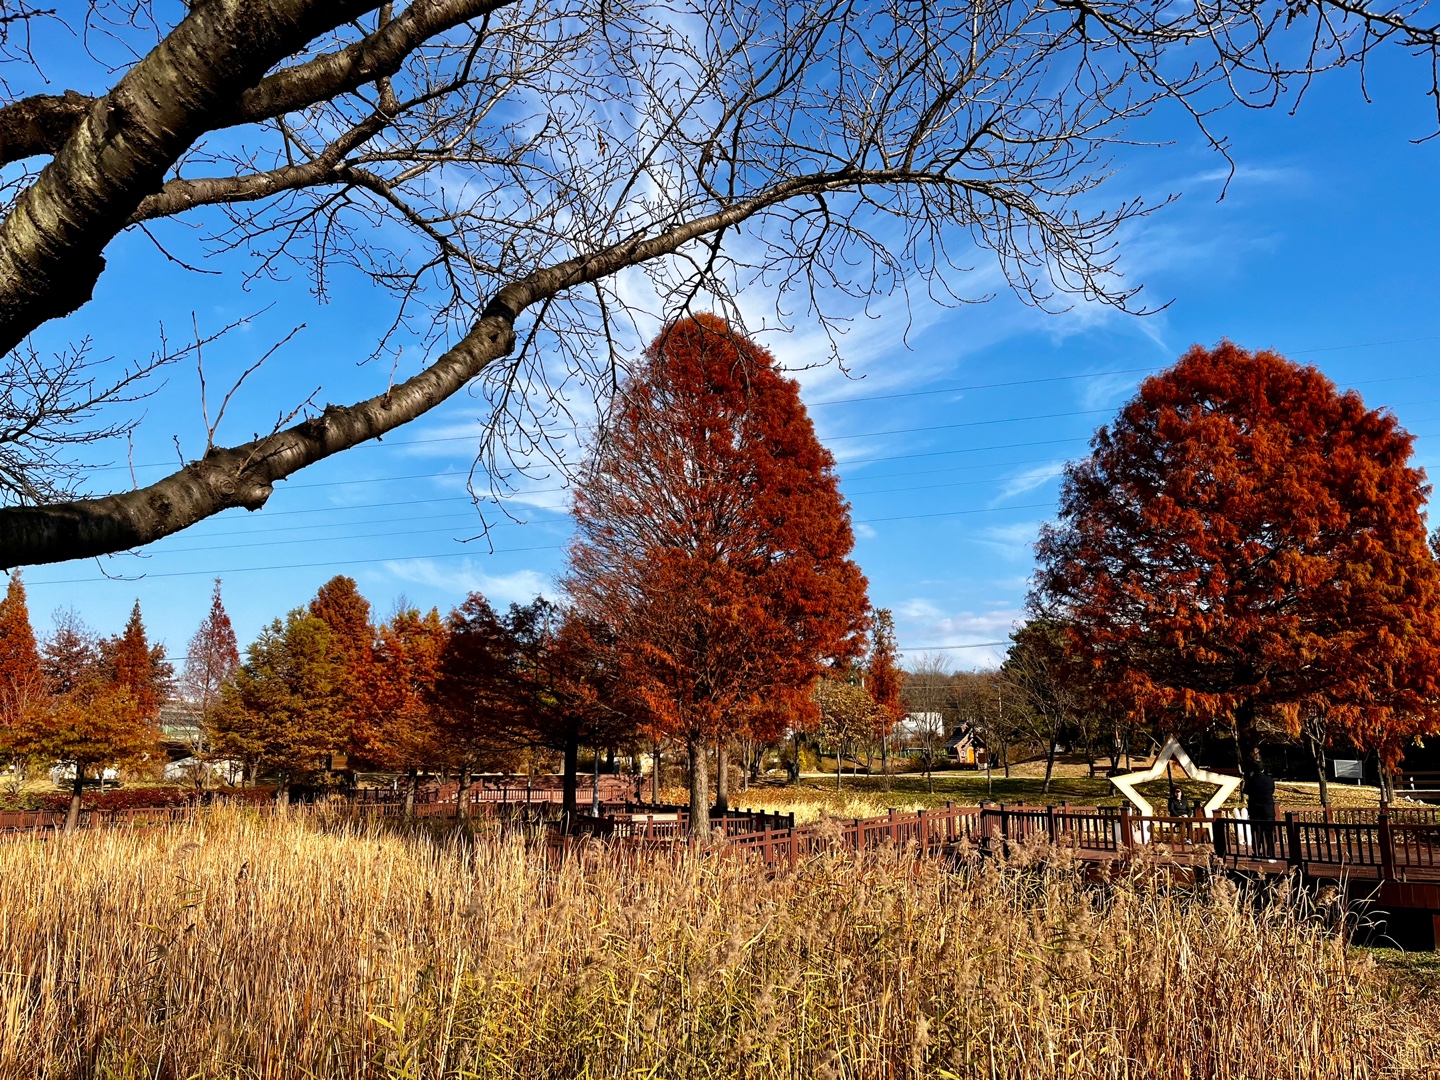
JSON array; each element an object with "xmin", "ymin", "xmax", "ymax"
[{"xmin": 1246, "ymin": 755, "xmax": 1278, "ymax": 858}]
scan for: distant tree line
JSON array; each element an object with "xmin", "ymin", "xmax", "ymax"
[{"xmin": 0, "ymin": 318, "xmax": 906, "ymax": 835}]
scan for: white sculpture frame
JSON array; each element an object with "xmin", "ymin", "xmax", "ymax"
[{"xmin": 1110, "ymin": 736, "xmax": 1241, "ymax": 827}]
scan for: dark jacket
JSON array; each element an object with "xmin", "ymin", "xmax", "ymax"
[
  {"xmin": 1246, "ymin": 771, "xmax": 1277, "ymax": 820},
  {"xmin": 1167, "ymin": 791, "xmax": 1192, "ymax": 817}
]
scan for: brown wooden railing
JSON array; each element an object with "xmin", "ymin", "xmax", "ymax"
[
  {"xmin": 3, "ymin": 789, "xmax": 1437, "ymax": 888},
  {"xmin": 723, "ymin": 802, "xmax": 1440, "ymax": 884}
]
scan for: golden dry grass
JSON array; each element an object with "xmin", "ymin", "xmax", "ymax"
[{"xmin": 0, "ymin": 808, "xmax": 1431, "ymax": 1079}]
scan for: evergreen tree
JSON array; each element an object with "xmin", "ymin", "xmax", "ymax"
[{"xmin": 209, "ymin": 610, "xmax": 349, "ymax": 801}]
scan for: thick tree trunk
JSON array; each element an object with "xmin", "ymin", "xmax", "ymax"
[
  {"xmin": 651, "ymin": 738, "xmax": 660, "ymax": 804},
  {"xmin": 1002, "ymin": 740, "xmax": 1011, "ymax": 778},
  {"xmin": 714, "ymin": 741, "xmax": 730, "ymax": 814},
  {"xmin": 404, "ymin": 768, "xmax": 418, "ymax": 817},
  {"xmin": 562, "ymin": 737, "xmax": 579, "ymax": 827},
  {"xmin": 1043, "ymin": 735, "xmax": 1058, "ymax": 794},
  {"xmin": 687, "ymin": 738, "xmax": 709, "ymax": 840},
  {"xmin": 65, "ymin": 767, "xmax": 83, "ymax": 832},
  {"xmin": 457, "ymin": 764, "xmax": 473, "ymax": 820}
]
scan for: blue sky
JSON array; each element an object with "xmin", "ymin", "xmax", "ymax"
[{"xmin": 17, "ymin": 42, "xmax": 1440, "ymax": 675}]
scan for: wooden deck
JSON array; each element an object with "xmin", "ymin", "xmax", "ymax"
[{"xmin": 721, "ymin": 801, "xmax": 1440, "ymax": 945}]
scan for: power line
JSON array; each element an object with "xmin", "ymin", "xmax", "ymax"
[
  {"xmin": 82, "ymin": 355, "xmax": 1440, "ymax": 476},
  {"xmin": 27, "ymin": 503, "xmax": 1056, "ymax": 587},
  {"xmin": 181, "ymin": 451, "xmax": 1072, "ymax": 524},
  {"xmin": 158, "ymin": 456, "xmax": 1068, "ymax": 543},
  {"xmin": 27, "ymin": 543, "xmax": 566, "ymax": 587}
]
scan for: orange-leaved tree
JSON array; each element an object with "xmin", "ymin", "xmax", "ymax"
[
  {"xmin": 866, "ymin": 608, "xmax": 905, "ymax": 789},
  {"xmin": 436, "ymin": 595, "xmax": 631, "ymax": 822},
  {"xmin": 309, "ymin": 575, "xmax": 376, "ymax": 739},
  {"xmin": 0, "ymin": 573, "xmax": 44, "ymax": 759},
  {"xmin": 353, "ymin": 605, "xmax": 448, "ymax": 814},
  {"xmin": 102, "ymin": 601, "xmax": 171, "ymax": 720},
  {"xmin": 22, "ymin": 681, "xmax": 156, "ymax": 830},
  {"xmin": 565, "ymin": 315, "xmax": 870, "ymax": 833},
  {"xmin": 41, "ymin": 608, "xmax": 100, "ymax": 698},
  {"xmin": 9, "ymin": 591, "xmax": 159, "ymax": 823},
  {"xmin": 1033, "ymin": 343, "xmax": 1440, "ymax": 780}
]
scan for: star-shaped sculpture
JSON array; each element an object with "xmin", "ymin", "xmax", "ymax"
[{"xmin": 1110, "ymin": 736, "xmax": 1241, "ymax": 836}]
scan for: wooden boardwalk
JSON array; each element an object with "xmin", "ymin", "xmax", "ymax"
[{"xmin": 722, "ymin": 801, "xmax": 1440, "ymax": 947}]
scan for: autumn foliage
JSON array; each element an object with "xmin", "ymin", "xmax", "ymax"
[
  {"xmin": 0, "ymin": 573, "xmax": 42, "ymax": 727},
  {"xmin": 1034, "ymin": 342, "xmax": 1440, "ymax": 767},
  {"xmin": 565, "ymin": 315, "xmax": 870, "ymax": 828},
  {"xmin": 183, "ymin": 579, "xmax": 241, "ymax": 718}
]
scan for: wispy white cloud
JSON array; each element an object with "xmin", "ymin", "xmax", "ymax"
[
  {"xmin": 1079, "ymin": 370, "xmax": 1141, "ymax": 411},
  {"xmin": 979, "ymin": 519, "xmax": 1043, "ymax": 554},
  {"xmin": 381, "ymin": 559, "xmax": 552, "ymax": 605},
  {"xmin": 853, "ymin": 522, "xmax": 877, "ymax": 540},
  {"xmin": 892, "ymin": 602, "xmax": 1024, "ymax": 670},
  {"xmin": 993, "ymin": 461, "xmax": 1065, "ymax": 502},
  {"xmin": 1184, "ymin": 164, "xmax": 1306, "ymax": 188}
]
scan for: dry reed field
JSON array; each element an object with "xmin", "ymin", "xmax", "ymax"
[{"xmin": 0, "ymin": 809, "xmax": 1432, "ymax": 1080}]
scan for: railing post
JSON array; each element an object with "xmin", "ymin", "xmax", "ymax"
[
  {"xmin": 1119, "ymin": 805, "xmax": 1134, "ymax": 852},
  {"xmin": 1046, "ymin": 805, "xmax": 1056, "ymax": 845},
  {"xmin": 1378, "ymin": 804, "xmax": 1395, "ymax": 880},
  {"xmin": 1284, "ymin": 812, "xmax": 1302, "ymax": 871},
  {"xmin": 917, "ymin": 808, "xmax": 928, "ymax": 850},
  {"xmin": 888, "ymin": 807, "xmax": 897, "ymax": 844}
]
